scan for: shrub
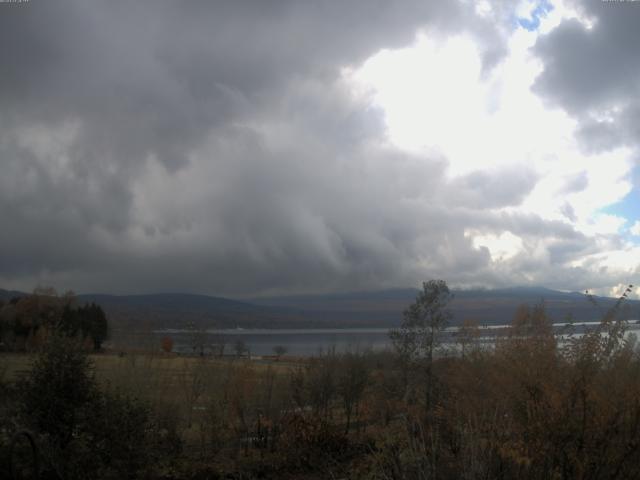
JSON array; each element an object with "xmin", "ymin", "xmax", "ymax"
[
  {"xmin": 17, "ymin": 334, "xmax": 96, "ymax": 449},
  {"xmin": 86, "ymin": 390, "xmax": 153, "ymax": 479},
  {"xmin": 16, "ymin": 334, "xmax": 163, "ymax": 479},
  {"xmin": 161, "ymin": 336, "xmax": 174, "ymax": 353}
]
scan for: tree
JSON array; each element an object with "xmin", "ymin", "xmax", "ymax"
[
  {"xmin": 60, "ymin": 303, "xmax": 81, "ymax": 338},
  {"xmin": 211, "ymin": 332, "xmax": 227, "ymax": 357},
  {"xmin": 4, "ymin": 290, "xmax": 109, "ymax": 352},
  {"xmin": 273, "ymin": 345, "xmax": 287, "ymax": 360},
  {"xmin": 161, "ymin": 336, "xmax": 174, "ymax": 353},
  {"xmin": 85, "ymin": 303, "xmax": 108, "ymax": 351},
  {"xmin": 456, "ymin": 318, "xmax": 481, "ymax": 358},
  {"xmin": 187, "ymin": 321, "xmax": 207, "ymax": 356},
  {"xmin": 389, "ymin": 279, "xmax": 453, "ymax": 415},
  {"xmin": 179, "ymin": 358, "xmax": 207, "ymax": 428},
  {"xmin": 13, "ymin": 288, "xmax": 63, "ymax": 347},
  {"xmin": 234, "ymin": 339, "xmax": 247, "ymax": 358},
  {"xmin": 18, "ymin": 334, "xmax": 97, "ymax": 458},
  {"xmin": 0, "ymin": 299, "xmax": 8, "ymax": 346},
  {"xmin": 305, "ymin": 352, "xmax": 338, "ymax": 422},
  {"xmin": 18, "ymin": 334, "xmax": 156, "ymax": 478},
  {"xmin": 338, "ymin": 352, "xmax": 369, "ymax": 433}
]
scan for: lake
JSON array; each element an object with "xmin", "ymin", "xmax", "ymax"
[
  {"xmin": 154, "ymin": 321, "xmax": 640, "ymax": 356},
  {"xmin": 156, "ymin": 328, "xmax": 392, "ymax": 356}
]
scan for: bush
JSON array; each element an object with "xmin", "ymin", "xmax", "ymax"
[
  {"xmin": 17, "ymin": 334, "xmax": 96, "ymax": 448},
  {"xmin": 86, "ymin": 390, "xmax": 154, "ymax": 479},
  {"xmin": 276, "ymin": 413, "xmax": 350, "ymax": 471},
  {"xmin": 16, "ymin": 334, "xmax": 163, "ymax": 479}
]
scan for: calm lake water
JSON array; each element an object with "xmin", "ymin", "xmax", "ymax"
[
  {"xmin": 156, "ymin": 328, "xmax": 392, "ymax": 356},
  {"xmin": 154, "ymin": 321, "xmax": 640, "ymax": 357}
]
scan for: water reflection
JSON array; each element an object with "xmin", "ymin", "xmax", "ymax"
[{"xmin": 153, "ymin": 320, "xmax": 640, "ymax": 357}]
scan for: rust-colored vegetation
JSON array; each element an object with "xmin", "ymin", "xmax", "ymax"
[{"xmin": 1, "ymin": 282, "xmax": 639, "ymax": 479}]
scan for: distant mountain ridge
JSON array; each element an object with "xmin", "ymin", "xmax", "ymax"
[
  {"xmin": 1, "ymin": 286, "xmax": 638, "ymax": 330},
  {"xmin": 0, "ymin": 289, "xmax": 27, "ymax": 301},
  {"xmin": 251, "ymin": 286, "xmax": 640, "ymax": 326}
]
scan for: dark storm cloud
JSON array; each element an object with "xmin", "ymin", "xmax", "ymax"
[
  {"xmin": 0, "ymin": 0, "xmax": 474, "ymax": 223},
  {"xmin": 0, "ymin": 0, "xmax": 506, "ymax": 294},
  {"xmin": 575, "ymin": 105, "xmax": 640, "ymax": 153},
  {"xmin": 532, "ymin": 0, "xmax": 640, "ymax": 152},
  {"xmin": 1, "ymin": 0, "xmax": 626, "ymax": 295}
]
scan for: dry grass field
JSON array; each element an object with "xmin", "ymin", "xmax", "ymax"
[{"xmin": 1, "ymin": 350, "xmax": 301, "ymax": 447}]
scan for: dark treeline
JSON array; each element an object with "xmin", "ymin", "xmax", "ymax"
[
  {"xmin": 2, "ymin": 281, "xmax": 640, "ymax": 479},
  {"xmin": 0, "ymin": 287, "xmax": 108, "ymax": 352}
]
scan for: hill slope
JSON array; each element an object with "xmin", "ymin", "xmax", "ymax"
[
  {"xmin": 251, "ymin": 286, "xmax": 640, "ymax": 327},
  {"xmin": 76, "ymin": 293, "xmax": 309, "ymax": 330},
  {"xmin": 2, "ymin": 287, "xmax": 638, "ymax": 330}
]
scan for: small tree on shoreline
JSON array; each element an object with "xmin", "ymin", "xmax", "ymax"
[{"xmin": 273, "ymin": 345, "xmax": 287, "ymax": 360}]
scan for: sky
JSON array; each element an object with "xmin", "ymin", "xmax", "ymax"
[{"xmin": 0, "ymin": 0, "xmax": 639, "ymax": 298}]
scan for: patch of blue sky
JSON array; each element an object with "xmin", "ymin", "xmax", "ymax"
[
  {"xmin": 602, "ymin": 192, "xmax": 640, "ymax": 224},
  {"xmin": 600, "ymin": 170, "xmax": 640, "ymax": 239},
  {"xmin": 516, "ymin": 0, "xmax": 554, "ymax": 31}
]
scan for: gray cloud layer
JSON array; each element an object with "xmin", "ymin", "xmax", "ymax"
[
  {"xmin": 533, "ymin": 0, "xmax": 640, "ymax": 154},
  {"xmin": 0, "ymin": 0, "xmax": 637, "ymax": 295}
]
